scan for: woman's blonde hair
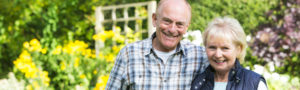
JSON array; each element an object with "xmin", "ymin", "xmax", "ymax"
[{"xmin": 202, "ymin": 17, "xmax": 247, "ymax": 62}]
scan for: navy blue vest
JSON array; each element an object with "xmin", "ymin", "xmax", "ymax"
[{"xmin": 191, "ymin": 60, "xmax": 266, "ymax": 90}]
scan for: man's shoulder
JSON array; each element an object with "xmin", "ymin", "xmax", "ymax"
[
  {"xmin": 119, "ymin": 38, "xmax": 151, "ymax": 53},
  {"xmin": 124, "ymin": 38, "xmax": 150, "ymax": 48}
]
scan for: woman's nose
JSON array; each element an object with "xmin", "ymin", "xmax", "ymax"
[{"xmin": 215, "ymin": 49, "xmax": 222, "ymax": 58}]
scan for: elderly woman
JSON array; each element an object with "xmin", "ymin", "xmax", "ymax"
[{"xmin": 191, "ymin": 17, "xmax": 268, "ymax": 90}]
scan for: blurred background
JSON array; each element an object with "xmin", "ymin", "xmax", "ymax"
[{"xmin": 0, "ymin": 0, "xmax": 299, "ymax": 89}]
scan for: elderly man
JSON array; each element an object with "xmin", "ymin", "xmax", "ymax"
[{"xmin": 106, "ymin": 0, "xmax": 208, "ymax": 89}]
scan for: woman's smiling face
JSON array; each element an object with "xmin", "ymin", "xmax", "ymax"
[{"xmin": 205, "ymin": 35, "xmax": 239, "ymax": 72}]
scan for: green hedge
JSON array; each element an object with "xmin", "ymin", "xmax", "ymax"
[{"xmin": 189, "ymin": 0, "xmax": 277, "ymax": 34}]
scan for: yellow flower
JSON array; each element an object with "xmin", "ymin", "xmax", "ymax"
[
  {"xmin": 105, "ymin": 30, "xmax": 115, "ymax": 38},
  {"xmin": 113, "ymin": 34, "xmax": 125, "ymax": 43},
  {"xmin": 105, "ymin": 53, "xmax": 115, "ymax": 62},
  {"xmin": 62, "ymin": 40, "xmax": 89, "ymax": 55},
  {"xmin": 112, "ymin": 45, "xmax": 121, "ymax": 54},
  {"xmin": 29, "ymin": 38, "xmax": 42, "ymax": 52},
  {"xmin": 30, "ymin": 38, "xmax": 40, "ymax": 46},
  {"xmin": 13, "ymin": 50, "xmax": 39, "ymax": 78},
  {"xmin": 94, "ymin": 75, "xmax": 109, "ymax": 90},
  {"xmin": 138, "ymin": 7, "xmax": 148, "ymax": 17},
  {"xmin": 91, "ymin": 54, "xmax": 96, "ymax": 58},
  {"xmin": 26, "ymin": 85, "xmax": 33, "ymax": 90},
  {"xmin": 40, "ymin": 71, "xmax": 50, "ymax": 86},
  {"xmin": 98, "ymin": 52, "xmax": 104, "ymax": 59},
  {"xmin": 80, "ymin": 74, "xmax": 86, "ymax": 79},
  {"xmin": 82, "ymin": 49, "xmax": 92, "ymax": 57},
  {"xmin": 52, "ymin": 45, "xmax": 62, "ymax": 55},
  {"xmin": 24, "ymin": 64, "xmax": 38, "ymax": 78},
  {"xmin": 93, "ymin": 33, "xmax": 106, "ymax": 42},
  {"xmin": 115, "ymin": 26, "xmax": 121, "ymax": 32},
  {"xmin": 74, "ymin": 57, "xmax": 79, "ymax": 68},
  {"xmin": 60, "ymin": 61, "xmax": 66, "ymax": 71},
  {"xmin": 41, "ymin": 48, "xmax": 47, "ymax": 54},
  {"xmin": 33, "ymin": 81, "xmax": 40, "ymax": 90},
  {"xmin": 93, "ymin": 83, "xmax": 102, "ymax": 90},
  {"xmin": 93, "ymin": 70, "xmax": 97, "ymax": 75},
  {"xmin": 23, "ymin": 41, "xmax": 30, "ymax": 49}
]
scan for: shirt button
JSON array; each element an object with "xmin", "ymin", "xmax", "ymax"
[
  {"xmin": 195, "ymin": 86, "xmax": 198, "ymax": 89},
  {"xmin": 199, "ymin": 82, "xmax": 202, "ymax": 85},
  {"xmin": 203, "ymin": 79, "xmax": 205, "ymax": 81}
]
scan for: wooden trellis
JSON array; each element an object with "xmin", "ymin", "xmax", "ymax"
[{"xmin": 95, "ymin": 1, "xmax": 157, "ymax": 55}]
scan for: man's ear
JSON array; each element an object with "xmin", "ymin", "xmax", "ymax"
[
  {"xmin": 183, "ymin": 23, "xmax": 190, "ymax": 34},
  {"xmin": 152, "ymin": 13, "xmax": 157, "ymax": 27}
]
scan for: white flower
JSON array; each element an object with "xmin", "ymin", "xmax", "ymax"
[
  {"xmin": 253, "ymin": 64, "xmax": 265, "ymax": 74},
  {"xmin": 246, "ymin": 35, "xmax": 251, "ymax": 42},
  {"xmin": 183, "ymin": 30, "xmax": 203, "ymax": 46},
  {"xmin": 267, "ymin": 62, "xmax": 275, "ymax": 72},
  {"xmin": 271, "ymin": 73, "xmax": 280, "ymax": 81}
]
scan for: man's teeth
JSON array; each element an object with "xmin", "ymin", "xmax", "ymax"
[{"xmin": 164, "ymin": 32, "xmax": 179, "ymax": 37}]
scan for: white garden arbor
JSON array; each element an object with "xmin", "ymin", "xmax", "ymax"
[{"xmin": 94, "ymin": 1, "xmax": 157, "ymax": 55}]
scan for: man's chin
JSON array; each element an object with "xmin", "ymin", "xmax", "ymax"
[{"xmin": 162, "ymin": 43, "xmax": 177, "ymax": 50}]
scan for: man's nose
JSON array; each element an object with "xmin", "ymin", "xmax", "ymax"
[{"xmin": 168, "ymin": 23, "xmax": 177, "ymax": 32}]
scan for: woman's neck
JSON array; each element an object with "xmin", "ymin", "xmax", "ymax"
[{"xmin": 214, "ymin": 71, "xmax": 229, "ymax": 82}]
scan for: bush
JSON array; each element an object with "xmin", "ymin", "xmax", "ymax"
[
  {"xmin": 0, "ymin": 0, "xmax": 154, "ymax": 79},
  {"xmin": 12, "ymin": 26, "xmax": 140, "ymax": 89},
  {"xmin": 250, "ymin": 0, "xmax": 300, "ymax": 79},
  {"xmin": 189, "ymin": 0, "xmax": 277, "ymax": 34}
]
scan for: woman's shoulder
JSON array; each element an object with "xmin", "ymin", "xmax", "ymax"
[
  {"xmin": 241, "ymin": 68, "xmax": 262, "ymax": 78},
  {"xmin": 239, "ymin": 67, "xmax": 266, "ymax": 85}
]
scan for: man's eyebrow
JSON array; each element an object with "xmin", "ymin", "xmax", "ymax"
[
  {"xmin": 162, "ymin": 17, "xmax": 172, "ymax": 21},
  {"xmin": 161, "ymin": 17, "xmax": 186, "ymax": 24}
]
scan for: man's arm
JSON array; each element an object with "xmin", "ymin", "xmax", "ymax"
[{"xmin": 105, "ymin": 47, "xmax": 128, "ymax": 90}]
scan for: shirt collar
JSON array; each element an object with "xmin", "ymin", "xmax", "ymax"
[
  {"xmin": 228, "ymin": 59, "xmax": 242, "ymax": 82},
  {"xmin": 144, "ymin": 32, "xmax": 186, "ymax": 56},
  {"xmin": 205, "ymin": 59, "xmax": 242, "ymax": 82}
]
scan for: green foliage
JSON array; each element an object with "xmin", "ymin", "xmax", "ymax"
[
  {"xmin": 12, "ymin": 38, "xmax": 113, "ymax": 89},
  {"xmin": 11, "ymin": 25, "xmax": 141, "ymax": 89},
  {"xmin": 0, "ymin": 0, "xmax": 97, "ymax": 77},
  {"xmin": 0, "ymin": 0, "xmax": 156, "ymax": 78},
  {"xmin": 189, "ymin": 0, "xmax": 278, "ymax": 34},
  {"xmin": 1, "ymin": 0, "xmax": 299, "ymax": 89}
]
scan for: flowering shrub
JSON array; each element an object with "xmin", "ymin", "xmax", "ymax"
[
  {"xmin": 250, "ymin": 0, "xmax": 300, "ymax": 79},
  {"xmin": 12, "ymin": 26, "xmax": 141, "ymax": 89}
]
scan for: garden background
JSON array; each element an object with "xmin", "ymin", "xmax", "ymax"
[{"xmin": 0, "ymin": 0, "xmax": 300, "ymax": 90}]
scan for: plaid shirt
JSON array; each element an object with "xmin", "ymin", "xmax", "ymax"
[{"xmin": 106, "ymin": 33, "xmax": 208, "ymax": 90}]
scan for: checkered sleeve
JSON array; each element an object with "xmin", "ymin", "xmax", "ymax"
[
  {"xmin": 105, "ymin": 47, "xmax": 128, "ymax": 90},
  {"xmin": 199, "ymin": 46, "xmax": 209, "ymax": 73}
]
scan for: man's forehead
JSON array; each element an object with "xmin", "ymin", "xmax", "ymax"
[{"xmin": 157, "ymin": 0, "xmax": 191, "ymax": 22}]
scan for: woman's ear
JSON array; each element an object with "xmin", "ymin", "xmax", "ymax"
[{"xmin": 237, "ymin": 45, "xmax": 242, "ymax": 54}]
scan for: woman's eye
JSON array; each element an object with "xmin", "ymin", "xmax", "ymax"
[{"xmin": 222, "ymin": 47, "xmax": 229, "ymax": 50}]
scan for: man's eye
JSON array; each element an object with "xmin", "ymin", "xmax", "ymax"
[
  {"xmin": 208, "ymin": 46, "xmax": 216, "ymax": 49},
  {"xmin": 162, "ymin": 19, "xmax": 172, "ymax": 24},
  {"xmin": 176, "ymin": 23, "xmax": 184, "ymax": 27}
]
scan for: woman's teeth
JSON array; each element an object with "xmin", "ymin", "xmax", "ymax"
[{"xmin": 215, "ymin": 60, "xmax": 225, "ymax": 63}]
